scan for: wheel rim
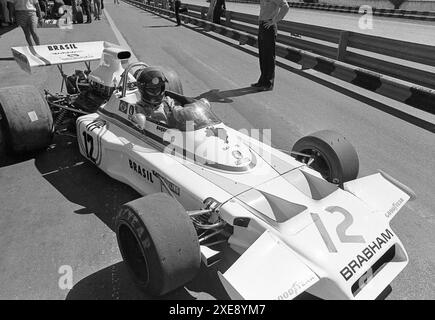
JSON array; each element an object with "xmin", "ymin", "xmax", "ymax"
[
  {"xmin": 299, "ymin": 148, "xmax": 336, "ymax": 183},
  {"xmin": 118, "ymin": 223, "xmax": 150, "ymax": 286}
]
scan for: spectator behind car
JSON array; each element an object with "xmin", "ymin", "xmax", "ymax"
[
  {"xmin": 50, "ymin": 0, "xmax": 65, "ymax": 19},
  {"xmin": 37, "ymin": 0, "xmax": 46, "ymax": 17},
  {"xmin": 1, "ymin": 0, "xmax": 13, "ymax": 26},
  {"xmin": 206, "ymin": 0, "xmax": 215, "ymax": 21},
  {"xmin": 7, "ymin": 0, "xmax": 43, "ymax": 45},
  {"xmin": 212, "ymin": 0, "xmax": 225, "ymax": 24},
  {"xmin": 93, "ymin": 0, "xmax": 100, "ymax": 20},
  {"xmin": 81, "ymin": 0, "xmax": 91, "ymax": 22},
  {"xmin": 174, "ymin": 0, "xmax": 187, "ymax": 26}
]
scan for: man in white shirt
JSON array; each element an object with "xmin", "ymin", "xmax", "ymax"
[
  {"xmin": 251, "ymin": 0, "xmax": 289, "ymax": 91},
  {"xmin": 7, "ymin": 0, "xmax": 42, "ymax": 46}
]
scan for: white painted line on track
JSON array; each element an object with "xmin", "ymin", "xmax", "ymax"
[{"xmin": 104, "ymin": 8, "xmax": 138, "ymax": 62}]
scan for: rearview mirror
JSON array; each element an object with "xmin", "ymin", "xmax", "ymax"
[{"xmin": 131, "ymin": 113, "xmax": 146, "ymax": 130}]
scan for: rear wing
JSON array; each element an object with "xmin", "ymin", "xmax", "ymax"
[{"xmin": 11, "ymin": 41, "xmax": 116, "ymax": 73}]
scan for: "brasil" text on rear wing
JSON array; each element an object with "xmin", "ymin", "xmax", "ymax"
[{"xmin": 11, "ymin": 41, "xmax": 113, "ymax": 73}]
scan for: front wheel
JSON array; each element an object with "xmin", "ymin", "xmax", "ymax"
[
  {"xmin": 115, "ymin": 193, "xmax": 200, "ymax": 296},
  {"xmin": 292, "ymin": 130, "xmax": 359, "ymax": 186}
]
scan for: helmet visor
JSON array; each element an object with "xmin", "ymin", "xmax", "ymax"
[{"xmin": 145, "ymin": 85, "xmax": 164, "ymax": 97}]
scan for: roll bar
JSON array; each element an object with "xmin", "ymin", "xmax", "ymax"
[{"xmin": 120, "ymin": 62, "xmax": 149, "ymax": 98}]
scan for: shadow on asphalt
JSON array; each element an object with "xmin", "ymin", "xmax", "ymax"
[
  {"xmin": 31, "ymin": 134, "xmax": 140, "ymax": 231},
  {"xmin": 0, "ymin": 151, "xmax": 36, "ymax": 168},
  {"xmin": 144, "ymin": 24, "xmax": 179, "ymax": 28},
  {"xmin": 1, "ymin": 133, "xmax": 233, "ymax": 300},
  {"xmin": 65, "ymin": 259, "xmax": 231, "ymax": 300},
  {"xmin": 0, "ymin": 24, "xmax": 17, "ymax": 37},
  {"xmin": 195, "ymin": 86, "xmax": 261, "ymax": 103}
]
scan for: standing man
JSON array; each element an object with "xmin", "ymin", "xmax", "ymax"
[
  {"xmin": 174, "ymin": 0, "xmax": 187, "ymax": 26},
  {"xmin": 251, "ymin": 0, "xmax": 289, "ymax": 91},
  {"xmin": 212, "ymin": 0, "xmax": 225, "ymax": 24},
  {"xmin": 206, "ymin": 0, "xmax": 215, "ymax": 21},
  {"xmin": 93, "ymin": 0, "xmax": 101, "ymax": 20},
  {"xmin": 7, "ymin": 0, "xmax": 42, "ymax": 46},
  {"xmin": 82, "ymin": 0, "xmax": 91, "ymax": 22},
  {"xmin": 1, "ymin": 0, "xmax": 11, "ymax": 26}
]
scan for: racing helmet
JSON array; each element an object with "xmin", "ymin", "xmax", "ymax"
[{"xmin": 136, "ymin": 67, "xmax": 168, "ymax": 106}]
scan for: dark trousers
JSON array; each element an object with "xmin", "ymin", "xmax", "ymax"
[
  {"xmin": 82, "ymin": 2, "xmax": 92, "ymax": 22},
  {"xmin": 174, "ymin": 1, "xmax": 187, "ymax": 25},
  {"xmin": 257, "ymin": 21, "xmax": 277, "ymax": 87},
  {"xmin": 212, "ymin": 6, "xmax": 223, "ymax": 24},
  {"xmin": 175, "ymin": 1, "xmax": 181, "ymax": 25}
]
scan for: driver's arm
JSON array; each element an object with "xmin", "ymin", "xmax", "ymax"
[{"xmin": 165, "ymin": 90, "xmax": 196, "ymax": 106}]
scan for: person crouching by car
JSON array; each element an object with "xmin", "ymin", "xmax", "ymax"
[{"xmin": 7, "ymin": 0, "xmax": 42, "ymax": 46}]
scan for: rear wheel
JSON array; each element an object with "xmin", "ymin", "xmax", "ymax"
[
  {"xmin": 292, "ymin": 130, "xmax": 359, "ymax": 186},
  {"xmin": 0, "ymin": 85, "xmax": 53, "ymax": 154},
  {"xmin": 115, "ymin": 193, "xmax": 200, "ymax": 296}
]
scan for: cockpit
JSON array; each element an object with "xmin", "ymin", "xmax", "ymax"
[{"xmin": 171, "ymin": 98, "xmax": 222, "ymax": 131}]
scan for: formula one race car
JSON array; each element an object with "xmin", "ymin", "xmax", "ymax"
[{"xmin": 0, "ymin": 41, "xmax": 416, "ymax": 300}]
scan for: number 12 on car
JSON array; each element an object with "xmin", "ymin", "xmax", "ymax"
[{"xmin": 311, "ymin": 206, "xmax": 366, "ymax": 253}]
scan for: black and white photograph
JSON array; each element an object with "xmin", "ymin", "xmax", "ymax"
[{"xmin": 0, "ymin": 0, "xmax": 434, "ymax": 305}]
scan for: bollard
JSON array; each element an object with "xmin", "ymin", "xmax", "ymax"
[
  {"xmin": 337, "ymin": 31, "xmax": 349, "ymax": 61},
  {"xmin": 225, "ymin": 11, "xmax": 231, "ymax": 27}
]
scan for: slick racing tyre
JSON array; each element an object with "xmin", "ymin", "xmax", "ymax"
[
  {"xmin": 0, "ymin": 85, "xmax": 53, "ymax": 154},
  {"xmin": 115, "ymin": 193, "xmax": 200, "ymax": 296},
  {"xmin": 292, "ymin": 130, "xmax": 359, "ymax": 186}
]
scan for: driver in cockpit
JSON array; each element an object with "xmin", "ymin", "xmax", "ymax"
[{"xmin": 134, "ymin": 66, "xmax": 194, "ymax": 128}]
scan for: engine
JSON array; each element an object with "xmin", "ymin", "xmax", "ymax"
[{"xmin": 64, "ymin": 45, "xmax": 133, "ymax": 112}]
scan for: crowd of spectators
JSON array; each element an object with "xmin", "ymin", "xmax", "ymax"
[{"xmin": 0, "ymin": 0, "xmax": 107, "ymax": 29}]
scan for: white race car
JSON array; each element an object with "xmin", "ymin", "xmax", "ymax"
[{"xmin": 0, "ymin": 42, "xmax": 416, "ymax": 300}]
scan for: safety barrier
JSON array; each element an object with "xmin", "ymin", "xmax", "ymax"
[
  {"xmin": 123, "ymin": 0, "xmax": 435, "ymax": 113},
  {"xmin": 287, "ymin": 2, "xmax": 435, "ymax": 21}
]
